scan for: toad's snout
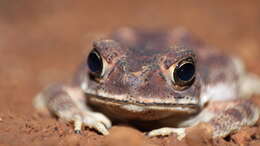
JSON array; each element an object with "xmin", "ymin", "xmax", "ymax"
[{"xmin": 123, "ymin": 73, "xmax": 147, "ymax": 90}]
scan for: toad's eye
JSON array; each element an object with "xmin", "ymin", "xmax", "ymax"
[
  {"xmin": 173, "ymin": 57, "xmax": 195, "ymax": 88},
  {"xmin": 87, "ymin": 50, "xmax": 103, "ymax": 77}
]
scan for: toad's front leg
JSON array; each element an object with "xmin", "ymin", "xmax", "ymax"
[
  {"xmin": 33, "ymin": 83, "xmax": 111, "ymax": 134},
  {"xmin": 207, "ymin": 99, "xmax": 259, "ymax": 138},
  {"xmin": 148, "ymin": 99, "xmax": 259, "ymax": 140}
]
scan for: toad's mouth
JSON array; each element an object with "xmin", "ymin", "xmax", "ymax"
[{"xmin": 85, "ymin": 92, "xmax": 200, "ymax": 113}]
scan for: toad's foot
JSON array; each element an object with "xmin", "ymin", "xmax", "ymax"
[
  {"xmin": 147, "ymin": 128, "xmax": 186, "ymax": 140},
  {"xmin": 33, "ymin": 83, "xmax": 112, "ymax": 135},
  {"xmin": 73, "ymin": 111, "xmax": 111, "ymax": 135}
]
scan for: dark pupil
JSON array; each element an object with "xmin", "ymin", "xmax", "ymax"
[
  {"xmin": 176, "ymin": 63, "xmax": 195, "ymax": 81},
  {"xmin": 87, "ymin": 51, "xmax": 103, "ymax": 74}
]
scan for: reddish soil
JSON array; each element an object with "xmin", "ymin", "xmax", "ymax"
[{"xmin": 1, "ymin": 0, "xmax": 260, "ymax": 146}]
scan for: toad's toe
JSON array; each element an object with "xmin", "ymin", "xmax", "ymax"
[{"xmin": 148, "ymin": 127, "xmax": 186, "ymax": 140}]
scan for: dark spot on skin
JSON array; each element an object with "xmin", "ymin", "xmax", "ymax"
[
  {"xmin": 240, "ymin": 100, "xmax": 254, "ymax": 118},
  {"xmin": 225, "ymin": 108, "xmax": 243, "ymax": 121},
  {"xmin": 106, "ymin": 52, "xmax": 118, "ymax": 63}
]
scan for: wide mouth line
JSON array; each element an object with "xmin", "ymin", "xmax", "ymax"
[{"xmin": 85, "ymin": 93, "xmax": 198, "ymax": 108}]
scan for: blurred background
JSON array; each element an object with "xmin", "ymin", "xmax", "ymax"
[{"xmin": 0, "ymin": 0, "xmax": 260, "ymax": 145}]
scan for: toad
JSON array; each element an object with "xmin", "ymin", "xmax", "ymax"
[{"xmin": 34, "ymin": 28, "xmax": 260, "ymax": 140}]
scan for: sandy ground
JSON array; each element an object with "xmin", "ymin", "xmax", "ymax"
[{"xmin": 1, "ymin": 0, "xmax": 260, "ymax": 145}]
